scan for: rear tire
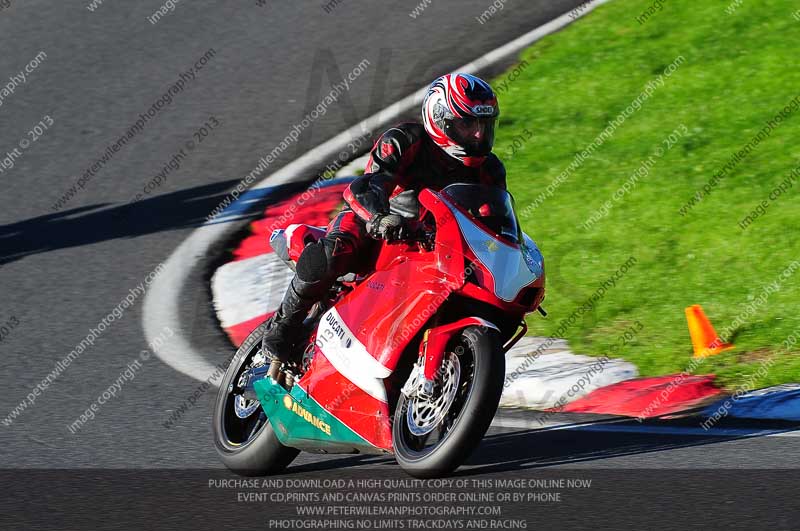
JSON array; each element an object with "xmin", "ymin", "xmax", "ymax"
[
  {"xmin": 393, "ymin": 326, "xmax": 504, "ymax": 478},
  {"xmin": 212, "ymin": 322, "xmax": 300, "ymax": 476}
]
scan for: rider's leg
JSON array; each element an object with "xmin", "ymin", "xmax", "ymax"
[{"xmin": 261, "ymin": 210, "xmax": 369, "ymax": 361}]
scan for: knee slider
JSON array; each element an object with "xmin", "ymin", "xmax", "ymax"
[{"xmin": 296, "ymin": 240, "xmax": 331, "ymax": 283}]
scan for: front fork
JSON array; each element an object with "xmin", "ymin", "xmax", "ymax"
[{"xmin": 412, "ymin": 316, "xmax": 502, "ymax": 398}]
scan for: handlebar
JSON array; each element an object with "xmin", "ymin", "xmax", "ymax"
[{"xmin": 393, "ymin": 221, "xmax": 435, "ymax": 245}]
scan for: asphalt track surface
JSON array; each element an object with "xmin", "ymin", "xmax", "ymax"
[{"xmin": 1, "ymin": 0, "xmax": 798, "ymax": 487}]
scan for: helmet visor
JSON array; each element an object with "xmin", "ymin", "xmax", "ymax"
[{"xmin": 443, "ymin": 116, "xmax": 496, "ymax": 156}]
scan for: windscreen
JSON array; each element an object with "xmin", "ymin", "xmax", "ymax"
[{"xmin": 440, "ymin": 183, "xmax": 521, "ymax": 244}]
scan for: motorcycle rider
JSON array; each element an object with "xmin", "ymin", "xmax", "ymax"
[{"xmin": 261, "ymin": 73, "xmax": 507, "ymax": 362}]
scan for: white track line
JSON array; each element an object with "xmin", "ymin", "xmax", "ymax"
[
  {"xmin": 491, "ymin": 416, "xmax": 800, "ymax": 438},
  {"xmin": 142, "ymin": 1, "xmax": 612, "ymax": 384}
]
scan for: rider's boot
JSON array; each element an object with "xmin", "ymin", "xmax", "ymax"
[{"xmin": 261, "ymin": 277, "xmax": 319, "ymax": 364}]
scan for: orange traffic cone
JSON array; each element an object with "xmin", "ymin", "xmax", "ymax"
[{"xmin": 685, "ymin": 305, "xmax": 734, "ymax": 358}]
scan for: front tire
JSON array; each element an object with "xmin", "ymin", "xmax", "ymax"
[
  {"xmin": 212, "ymin": 322, "xmax": 299, "ymax": 476},
  {"xmin": 393, "ymin": 326, "xmax": 504, "ymax": 478}
]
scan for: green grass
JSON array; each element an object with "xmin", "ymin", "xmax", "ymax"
[{"xmin": 493, "ymin": 0, "xmax": 800, "ymax": 388}]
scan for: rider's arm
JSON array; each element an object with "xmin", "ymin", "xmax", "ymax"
[{"xmin": 343, "ymin": 125, "xmax": 421, "ymax": 223}]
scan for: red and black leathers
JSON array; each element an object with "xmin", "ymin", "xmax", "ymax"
[
  {"xmin": 305, "ymin": 121, "xmax": 506, "ymax": 291},
  {"xmin": 345, "ymin": 122, "xmax": 507, "ymax": 223}
]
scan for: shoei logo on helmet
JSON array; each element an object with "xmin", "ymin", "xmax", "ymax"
[{"xmin": 473, "ymin": 105, "xmax": 496, "ymax": 116}]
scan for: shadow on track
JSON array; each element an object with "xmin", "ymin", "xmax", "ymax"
[
  {"xmin": 0, "ymin": 180, "xmax": 309, "ymax": 265},
  {"xmin": 273, "ymin": 417, "xmax": 800, "ymax": 476},
  {"xmin": 459, "ymin": 418, "xmax": 800, "ymax": 475}
]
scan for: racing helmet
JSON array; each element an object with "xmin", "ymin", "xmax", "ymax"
[{"xmin": 422, "ymin": 73, "xmax": 499, "ymax": 167}]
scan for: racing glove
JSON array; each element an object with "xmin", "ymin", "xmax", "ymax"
[{"xmin": 366, "ymin": 214, "xmax": 405, "ymax": 241}]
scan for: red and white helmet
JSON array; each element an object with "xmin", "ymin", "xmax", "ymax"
[{"xmin": 422, "ymin": 73, "xmax": 499, "ymax": 167}]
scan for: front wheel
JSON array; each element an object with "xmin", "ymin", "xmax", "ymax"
[
  {"xmin": 393, "ymin": 325, "xmax": 505, "ymax": 478},
  {"xmin": 212, "ymin": 322, "xmax": 300, "ymax": 476}
]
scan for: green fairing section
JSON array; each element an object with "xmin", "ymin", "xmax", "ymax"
[{"xmin": 254, "ymin": 378, "xmax": 377, "ymax": 452}]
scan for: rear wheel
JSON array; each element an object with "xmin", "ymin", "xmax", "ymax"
[
  {"xmin": 212, "ymin": 322, "xmax": 300, "ymax": 476},
  {"xmin": 393, "ymin": 326, "xmax": 504, "ymax": 478}
]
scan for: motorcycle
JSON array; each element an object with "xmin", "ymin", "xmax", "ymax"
[{"xmin": 213, "ymin": 183, "xmax": 545, "ymax": 477}]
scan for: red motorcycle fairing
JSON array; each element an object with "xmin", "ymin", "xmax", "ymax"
[
  {"xmin": 296, "ymin": 254, "xmax": 460, "ymax": 451},
  {"xmin": 288, "ymin": 191, "xmax": 472, "ymax": 450},
  {"xmin": 294, "ymin": 350, "xmax": 394, "ymax": 451},
  {"xmin": 283, "ymin": 186, "xmax": 544, "ymax": 452}
]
